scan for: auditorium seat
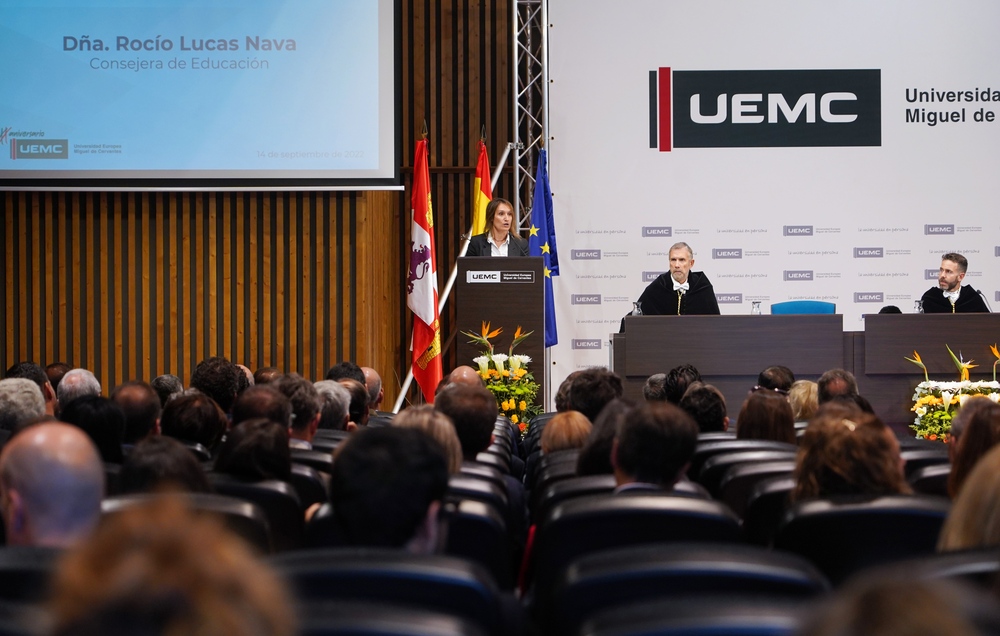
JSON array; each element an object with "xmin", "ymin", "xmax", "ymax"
[
  {"xmin": 773, "ymin": 494, "xmax": 950, "ymax": 584},
  {"xmin": 525, "ymin": 493, "xmax": 741, "ymax": 608},
  {"xmin": 103, "ymin": 462, "xmax": 122, "ymax": 496},
  {"xmin": 523, "ymin": 412, "xmax": 557, "ymax": 456},
  {"xmin": 447, "ymin": 474, "xmax": 508, "ymax": 516},
  {"xmin": 313, "ymin": 429, "xmax": 350, "ymax": 441},
  {"xmin": 102, "ymin": 492, "xmax": 272, "ymax": 554},
  {"xmin": 528, "ymin": 461, "xmax": 578, "ymax": 514},
  {"xmin": 180, "ymin": 441, "xmax": 213, "ymax": 462},
  {"xmin": 301, "ymin": 503, "xmax": 345, "ymax": 549},
  {"xmin": 909, "ymin": 463, "xmax": 951, "ymax": 497},
  {"xmin": 474, "ymin": 451, "xmax": 510, "ymax": 475},
  {"xmin": 309, "ymin": 436, "xmax": 343, "ymax": 454},
  {"xmin": 289, "ymin": 448, "xmax": 334, "ymax": 473},
  {"xmin": 545, "ymin": 542, "xmax": 829, "ymax": 634},
  {"xmin": 443, "ymin": 499, "xmax": 514, "ymax": 590},
  {"xmin": 885, "ymin": 547, "xmax": 1000, "ymax": 588},
  {"xmin": 770, "ymin": 300, "xmax": 836, "ymax": 315},
  {"xmin": 742, "ymin": 475, "xmax": 795, "ymax": 546},
  {"xmin": 901, "ymin": 447, "xmax": 951, "ymax": 478},
  {"xmin": 207, "ymin": 474, "xmax": 303, "ymax": 552},
  {"xmin": 269, "ymin": 548, "xmax": 509, "ymax": 636},
  {"xmin": 287, "ymin": 463, "xmax": 329, "ymax": 509},
  {"xmin": 578, "ymin": 595, "xmax": 808, "ymax": 636},
  {"xmin": 298, "ymin": 600, "xmax": 489, "ymax": 636},
  {"xmin": 688, "ymin": 439, "xmax": 798, "ymax": 481},
  {"xmin": 718, "ymin": 460, "xmax": 797, "ymax": 518},
  {"xmin": 697, "ymin": 430, "xmax": 737, "ymax": 441},
  {"xmin": 0, "ymin": 546, "xmax": 62, "ymax": 603},
  {"xmin": 697, "ymin": 450, "xmax": 798, "ymax": 497},
  {"xmin": 459, "ymin": 462, "xmax": 507, "ymax": 490}
]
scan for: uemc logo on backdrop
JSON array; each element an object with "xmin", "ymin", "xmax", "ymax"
[
  {"xmin": 571, "ymin": 294, "xmax": 602, "ymax": 305},
  {"xmin": 854, "ymin": 247, "xmax": 884, "ymax": 258},
  {"xmin": 712, "ymin": 249, "xmax": 742, "ymax": 259},
  {"xmin": 717, "ymin": 293, "xmax": 743, "ymax": 304},
  {"xmin": 642, "ymin": 271, "xmax": 666, "ymax": 282},
  {"xmin": 571, "ymin": 249, "xmax": 602, "ymax": 260},
  {"xmin": 854, "ymin": 292, "xmax": 884, "ymax": 303},
  {"xmin": 924, "ymin": 224, "xmax": 954, "ymax": 235},
  {"xmin": 784, "ymin": 270, "xmax": 814, "ymax": 281},
  {"xmin": 642, "ymin": 226, "xmax": 672, "ymax": 237},
  {"xmin": 783, "ymin": 226, "xmax": 813, "ymax": 237},
  {"xmin": 649, "ymin": 69, "xmax": 881, "ymax": 151},
  {"xmin": 572, "ymin": 339, "xmax": 603, "ymax": 350}
]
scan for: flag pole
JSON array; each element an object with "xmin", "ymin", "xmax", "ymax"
[{"xmin": 395, "ymin": 140, "xmax": 516, "ymax": 414}]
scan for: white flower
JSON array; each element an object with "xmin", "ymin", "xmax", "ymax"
[
  {"xmin": 915, "ymin": 407, "xmax": 927, "ymax": 417},
  {"xmin": 989, "ymin": 393, "xmax": 1000, "ymax": 404},
  {"xmin": 940, "ymin": 391, "xmax": 953, "ymax": 412},
  {"xmin": 473, "ymin": 356, "xmax": 490, "ymax": 374},
  {"xmin": 958, "ymin": 394, "xmax": 971, "ymax": 406},
  {"xmin": 509, "ymin": 355, "xmax": 531, "ymax": 371},
  {"xmin": 491, "ymin": 353, "xmax": 508, "ymax": 372}
]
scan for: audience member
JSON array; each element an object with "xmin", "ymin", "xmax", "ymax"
[
  {"xmin": 393, "ymin": 405, "xmax": 463, "ymax": 474},
  {"xmin": 45, "ymin": 362, "xmax": 73, "ymax": 392},
  {"xmin": 329, "ymin": 427, "xmax": 448, "ymax": 552},
  {"xmin": 947, "ymin": 400, "xmax": 1000, "ymax": 498},
  {"xmin": 213, "ymin": 419, "xmax": 292, "ymax": 482},
  {"xmin": 338, "ymin": 378, "xmax": 370, "ymax": 428},
  {"xmin": 939, "ymin": 442, "xmax": 1000, "ymax": 551},
  {"xmin": 189, "ymin": 356, "xmax": 240, "ymax": 414},
  {"xmin": 642, "ymin": 373, "xmax": 668, "ymax": 402},
  {"xmin": 0, "ymin": 423, "xmax": 104, "ymax": 547},
  {"xmin": 612, "ymin": 401, "xmax": 699, "ymax": 492},
  {"xmin": 5, "ymin": 361, "xmax": 58, "ymax": 416},
  {"xmin": 159, "ymin": 391, "xmax": 228, "ymax": 455},
  {"xmin": 792, "ymin": 410, "xmax": 908, "ymax": 501},
  {"xmin": 679, "ymin": 382, "xmax": 729, "ymax": 433},
  {"xmin": 361, "ymin": 366, "xmax": 386, "ymax": 413},
  {"xmin": 577, "ymin": 399, "xmax": 631, "ymax": 476},
  {"xmin": 326, "ymin": 360, "xmax": 365, "ymax": 384},
  {"xmin": 231, "ymin": 385, "xmax": 292, "ymax": 428},
  {"xmin": 110, "ymin": 381, "xmax": 161, "ymax": 444},
  {"xmin": 554, "ymin": 371, "xmax": 582, "ymax": 412},
  {"xmin": 817, "ymin": 368, "xmax": 859, "ymax": 404},
  {"xmin": 49, "ymin": 497, "xmax": 295, "ymax": 636},
  {"xmin": 755, "ymin": 365, "xmax": 795, "ymax": 393},
  {"xmin": 663, "ymin": 363, "xmax": 701, "ymax": 404},
  {"xmin": 788, "ymin": 380, "xmax": 819, "ymax": 422},
  {"xmin": 150, "ymin": 374, "xmax": 183, "ymax": 408},
  {"xmin": 56, "ymin": 368, "xmax": 102, "ymax": 411},
  {"xmin": 275, "ymin": 374, "xmax": 322, "ymax": 450},
  {"xmin": 254, "ymin": 366, "xmax": 283, "ymax": 385},
  {"xmin": 0, "ymin": 378, "xmax": 46, "ymax": 432},
  {"xmin": 59, "ymin": 395, "xmax": 126, "ymax": 464},
  {"xmin": 314, "ymin": 380, "xmax": 351, "ymax": 430},
  {"xmin": 235, "ymin": 364, "xmax": 255, "ymax": 394},
  {"xmin": 540, "ymin": 410, "xmax": 592, "ymax": 454},
  {"xmin": 567, "ymin": 367, "xmax": 624, "ymax": 422},
  {"xmin": 119, "ymin": 436, "xmax": 213, "ymax": 495},
  {"xmin": 445, "ymin": 365, "xmax": 485, "ymax": 388},
  {"xmin": 736, "ymin": 389, "xmax": 795, "ymax": 444}
]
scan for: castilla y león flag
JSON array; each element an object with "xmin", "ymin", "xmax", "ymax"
[{"xmin": 406, "ymin": 138, "xmax": 443, "ymax": 402}]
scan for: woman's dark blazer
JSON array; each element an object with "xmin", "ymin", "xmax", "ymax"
[{"xmin": 466, "ymin": 232, "xmax": 530, "ymax": 257}]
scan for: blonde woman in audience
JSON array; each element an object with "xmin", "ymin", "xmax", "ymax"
[
  {"xmin": 792, "ymin": 408, "xmax": 909, "ymax": 502},
  {"xmin": 393, "ymin": 405, "xmax": 463, "ymax": 474},
  {"xmin": 939, "ymin": 443, "xmax": 1000, "ymax": 551},
  {"xmin": 541, "ymin": 410, "xmax": 592, "ymax": 454},
  {"xmin": 788, "ymin": 380, "xmax": 819, "ymax": 423}
]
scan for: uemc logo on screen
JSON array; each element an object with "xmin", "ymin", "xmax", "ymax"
[
  {"xmin": 9, "ymin": 139, "xmax": 69, "ymax": 160},
  {"xmin": 648, "ymin": 69, "xmax": 881, "ymax": 151}
]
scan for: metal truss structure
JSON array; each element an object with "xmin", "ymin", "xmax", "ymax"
[{"xmin": 512, "ymin": 0, "xmax": 548, "ymax": 231}]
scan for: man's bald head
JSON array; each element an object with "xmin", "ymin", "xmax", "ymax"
[
  {"xmin": 0, "ymin": 423, "xmax": 104, "ymax": 547},
  {"xmin": 447, "ymin": 366, "xmax": 485, "ymax": 387},
  {"xmin": 361, "ymin": 367, "xmax": 384, "ymax": 410}
]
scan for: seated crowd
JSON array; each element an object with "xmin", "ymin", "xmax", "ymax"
[{"xmin": 1, "ymin": 356, "xmax": 1000, "ymax": 634}]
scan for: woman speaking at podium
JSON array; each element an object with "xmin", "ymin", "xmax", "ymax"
[{"xmin": 465, "ymin": 198, "xmax": 530, "ymax": 257}]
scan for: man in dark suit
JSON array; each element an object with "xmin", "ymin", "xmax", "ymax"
[
  {"xmin": 920, "ymin": 252, "xmax": 989, "ymax": 313},
  {"xmin": 465, "ymin": 198, "xmax": 529, "ymax": 257},
  {"xmin": 612, "ymin": 401, "xmax": 699, "ymax": 493}
]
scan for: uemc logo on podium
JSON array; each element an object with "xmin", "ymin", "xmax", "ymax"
[{"xmin": 649, "ymin": 69, "xmax": 881, "ymax": 151}]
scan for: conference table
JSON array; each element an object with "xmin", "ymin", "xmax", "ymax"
[{"xmin": 611, "ymin": 314, "xmax": 1000, "ymax": 429}]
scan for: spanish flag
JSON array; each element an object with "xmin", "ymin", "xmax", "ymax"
[{"xmin": 471, "ymin": 140, "xmax": 492, "ymax": 236}]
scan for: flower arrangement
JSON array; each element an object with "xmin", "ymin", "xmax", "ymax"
[
  {"xmin": 461, "ymin": 322, "xmax": 542, "ymax": 435},
  {"xmin": 906, "ymin": 344, "xmax": 1000, "ymax": 442}
]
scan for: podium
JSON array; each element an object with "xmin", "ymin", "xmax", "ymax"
[{"xmin": 456, "ymin": 257, "xmax": 545, "ymax": 389}]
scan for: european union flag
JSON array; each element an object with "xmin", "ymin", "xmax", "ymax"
[{"xmin": 528, "ymin": 149, "xmax": 559, "ymax": 348}]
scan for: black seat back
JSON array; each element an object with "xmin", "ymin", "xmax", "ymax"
[
  {"xmin": 207, "ymin": 474, "xmax": 303, "ymax": 552},
  {"xmin": 289, "ymin": 448, "xmax": 334, "ymax": 473},
  {"xmin": 287, "ymin": 463, "xmax": 329, "ymax": 509},
  {"xmin": 718, "ymin": 460, "xmax": 797, "ymax": 517},
  {"xmin": 443, "ymin": 499, "xmax": 514, "ymax": 590},
  {"xmin": 698, "ymin": 450, "xmax": 798, "ymax": 496},
  {"xmin": 688, "ymin": 439, "xmax": 797, "ymax": 480},
  {"xmin": 742, "ymin": 475, "xmax": 795, "ymax": 546},
  {"xmin": 909, "ymin": 463, "xmax": 951, "ymax": 497}
]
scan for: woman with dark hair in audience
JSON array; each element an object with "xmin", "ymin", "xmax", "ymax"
[
  {"xmin": 939, "ymin": 443, "xmax": 1000, "ymax": 551},
  {"xmin": 213, "ymin": 418, "xmax": 291, "ymax": 482},
  {"xmin": 947, "ymin": 399, "xmax": 1000, "ymax": 498},
  {"xmin": 576, "ymin": 399, "xmax": 632, "ymax": 476},
  {"xmin": 59, "ymin": 395, "xmax": 126, "ymax": 464},
  {"xmin": 792, "ymin": 409, "xmax": 909, "ymax": 501},
  {"xmin": 120, "ymin": 436, "xmax": 212, "ymax": 494},
  {"xmin": 393, "ymin": 405, "xmax": 463, "ymax": 475},
  {"xmin": 159, "ymin": 391, "xmax": 228, "ymax": 455},
  {"xmin": 735, "ymin": 389, "xmax": 795, "ymax": 444}
]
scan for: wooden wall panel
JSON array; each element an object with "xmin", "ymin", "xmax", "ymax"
[{"xmin": 2, "ymin": 0, "xmax": 512, "ymax": 408}]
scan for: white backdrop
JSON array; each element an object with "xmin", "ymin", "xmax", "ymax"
[{"xmin": 544, "ymin": 0, "xmax": 1000, "ymax": 402}]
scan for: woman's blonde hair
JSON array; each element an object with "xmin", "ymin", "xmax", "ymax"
[
  {"xmin": 393, "ymin": 405, "xmax": 464, "ymax": 474},
  {"xmin": 541, "ymin": 410, "xmax": 592, "ymax": 454},
  {"xmin": 939, "ymin": 443, "xmax": 1000, "ymax": 551},
  {"xmin": 788, "ymin": 380, "xmax": 819, "ymax": 422}
]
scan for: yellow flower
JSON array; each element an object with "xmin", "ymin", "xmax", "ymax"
[
  {"xmin": 519, "ymin": 400, "xmax": 527, "ymax": 412},
  {"xmin": 502, "ymin": 370, "xmax": 510, "ymax": 377},
  {"xmin": 511, "ymin": 415, "xmax": 519, "ymax": 424}
]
